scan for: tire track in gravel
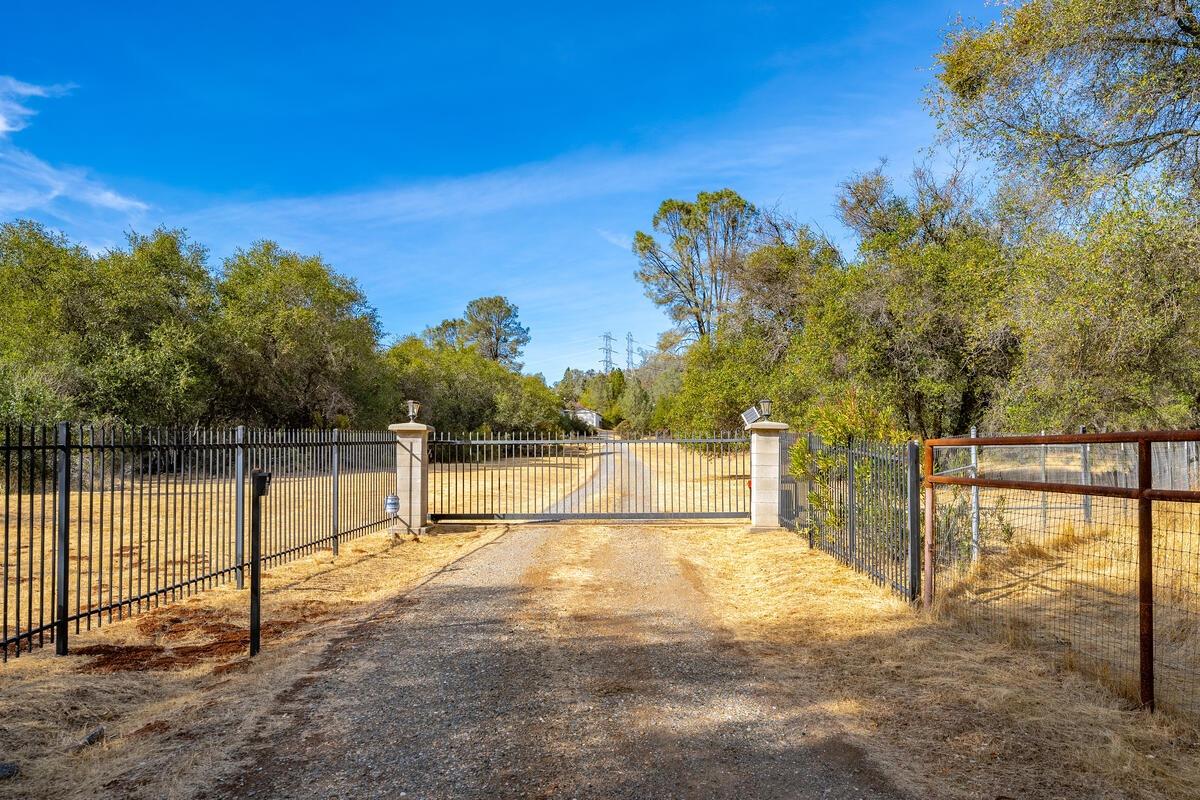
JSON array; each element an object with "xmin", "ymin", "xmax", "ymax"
[{"xmin": 217, "ymin": 524, "xmax": 907, "ymax": 799}]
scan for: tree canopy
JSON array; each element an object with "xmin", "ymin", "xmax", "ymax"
[
  {"xmin": 934, "ymin": 0, "xmax": 1200, "ymax": 197},
  {"xmin": 633, "ymin": 189, "xmax": 758, "ymax": 342}
]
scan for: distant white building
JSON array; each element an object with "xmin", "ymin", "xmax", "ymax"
[{"xmin": 568, "ymin": 406, "xmax": 602, "ymax": 429}]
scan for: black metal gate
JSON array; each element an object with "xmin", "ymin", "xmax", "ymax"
[{"xmin": 429, "ymin": 432, "xmax": 749, "ymax": 520}]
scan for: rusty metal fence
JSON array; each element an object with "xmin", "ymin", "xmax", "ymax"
[
  {"xmin": 1, "ymin": 424, "xmax": 396, "ymax": 660},
  {"xmin": 925, "ymin": 431, "xmax": 1200, "ymax": 717}
]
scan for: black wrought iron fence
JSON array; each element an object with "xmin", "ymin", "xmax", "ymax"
[
  {"xmin": 790, "ymin": 434, "xmax": 921, "ymax": 600},
  {"xmin": 429, "ymin": 431, "xmax": 750, "ymax": 520},
  {"xmin": 1, "ymin": 424, "xmax": 397, "ymax": 660}
]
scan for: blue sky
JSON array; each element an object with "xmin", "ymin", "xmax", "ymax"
[{"xmin": 1, "ymin": 1, "xmax": 993, "ymax": 379}]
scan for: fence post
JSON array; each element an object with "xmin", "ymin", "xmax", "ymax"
[
  {"xmin": 922, "ymin": 441, "xmax": 936, "ymax": 608},
  {"xmin": 1080, "ymin": 425, "xmax": 1093, "ymax": 524},
  {"xmin": 846, "ymin": 436, "xmax": 857, "ymax": 560},
  {"xmin": 746, "ymin": 419, "xmax": 790, "ymax": 530},
  {"xmin": 249, "ymin": 470, "xmax": 271, "ymax": 657},
  {"xmin": 806, "ymin": 431, "xmax": 817, "ymax": 548},
  {"xmin": 906, "ymin": 440, "xmax": 921, "ymax": 602},
  {"xmin": 970, "ymin": 426, "xmax": 980, "ymax": 562},
  {"xmin": 331, "ymin": 429, "xmax": 340, "ymax": 557},
  {"xmin": 389, "ymin": 421, "xmax": 434, "ymax": 533},
  {"xmin": 54, "ymin": 422, "xmax": 70, "ymax": 656},
  {"xmin": 235, "ymin": 425, "xmax": 246, "ymax": 589},
  {"xmin": 1137, "ymin": 438, "xmax": 1154, "ymax": 710},
  {"xmin": 1040, "ymin": 430, "xmax": 1049, "ymax": 532}
]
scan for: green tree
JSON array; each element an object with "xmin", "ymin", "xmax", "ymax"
[
  {"xmin": 213, "ymin": 241, "xmax": 383, "ymax": 427},
  {"xmin": 385, "ymin": 336, "xmax": 566, "ymax": 433},
  {"xmin": 934, "ymin": 0, "xmax": 1200, "ymax": 196},
  {"xmin": 992, "ymin": 189, "xmax": 1200, "ymax": 431},
  {"xmin": 0, "ymin": 222, "xmax": 219, "ymax": 424},
  {"xmin": 633, "ymin": 189, "xmax": 758, "ymax": 341},
  {"xmin": 423, "ymin": 317, "xmax": 465, "ymax": 349},
  {"xmin": 461, "ymin": 295, "xmax": 530, "ymax": 369}
]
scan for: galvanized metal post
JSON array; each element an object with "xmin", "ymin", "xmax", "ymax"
[
  {"xmin": 235, "ymin": 425, "xmax": 246, "ymax": 589},
  {"xmin": 249, "ymin": 469, "xmax": 270, "ymax": 657},
  {"xmin": 1137, "ymin": 439, "xmax": 1154, "ymax": 710},
  {"xmin": 970, "ymin": 426, "xmax": 980, "ymax": 562},
  {"xmin": 331, "ymin": 429, "xmax": 340, "ymax": 556},
  {"xmin": 1080, "ymin": 425, "xmax": 1093, "ymax": 524},
  {"xmin": 1040, "ymin": 430, "xmax": 1049, "ymax": 532},
  {"xmin": 846, "ymin": 436, "xmax": 857, "ymax": 562},
  {"xmin": 54, "ymin": 422, "xmax": 70, "ymax": 656},
  {"xmin": 906, "ymin": 440, "xmax": 921, "ymax": 602}
]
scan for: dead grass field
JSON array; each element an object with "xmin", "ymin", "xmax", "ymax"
[
  {"xmin": 429, "ymin": 450, "xmax": 602, "ymax": 516},
  {"xmin": 3, "ymin": 472, "xmax": 392, "ymax": 651},
  {"xmin": 0, "ymin": 524, "xmax": 507, "ymax": 799},
  {"xmin": 3, "ymin": 522, "xmax": 1199, "ymax": 798},
  {"xmin": 936, "ymin": 489, "xmax": 1200, "ymax": 718},
  {"xmin": 660, "ymin": 527, "xmax": 1200, "ymax": 800},
  {"xmin": 429, "ymin": 438, "xmax": 749, "ymax": 517},
  {"xmin": 621, "ymin": 439, "xmax": 749, "ymax": 514}
]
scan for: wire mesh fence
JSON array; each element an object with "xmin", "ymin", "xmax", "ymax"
[
  {"xmin": 1, "ymin": 424, "xmax": 397, "ymax": 660},
  {"xmin": 790, "ymin": 434, "xmax": 920, "ymax": 600},
  {"xmin": 429, "ymin": 431, "xmax": 750, "ymax": 519},
  {"xmin": 927, "ymin": 433, "xmax": 1200, "ymax": 719}
]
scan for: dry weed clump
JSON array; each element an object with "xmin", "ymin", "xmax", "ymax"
[
  {"xmin": 0, "ymin": 524, "xmax": 506, "ymax": 800},
  {"xmin": 662, "ymin": 527, "xmax": 1200, "ymax": 800}
]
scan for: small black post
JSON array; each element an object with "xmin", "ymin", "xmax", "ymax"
[
  {"xmin": 906, "ymin": 440, "xmax": 921, "ymax": 603},
  {"xmin": 249, "ymin": 469, "xmax": 271, "ymax": 657},
  {"xmin": 235, "ymin": 425, "xmax": 246, "ymax": 589},
  {"xmin": 846, "ymin": 436, "xmax": 857, "ymax": 563},
  {"xmin": 55, "ymin": 422, "xmax": 71, "ymax": 656},
  {"xmin": 331, "ymin": 429, "xmax": 340, "ymax": 557},
  {"xmin": 806, "ymin": 432, "xmax": 817, "ymax": 548}
]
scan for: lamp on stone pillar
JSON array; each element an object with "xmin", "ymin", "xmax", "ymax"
[
  {"xmin": 745, "ymin": 408, "xmax": 789, "ymax": 532},
  {"xmin": 390, "ymin": 405, "xmax": 433, "ymax": 536}
]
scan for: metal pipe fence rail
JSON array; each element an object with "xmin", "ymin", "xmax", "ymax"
[
  {"xmin": 1, "ymin": 424, "xmax": 397, "ymax": 660},
  {"xmin": 429, "ymin": 431, "xmax": 750, "ymax": 520},
  {"xmin": 789, "ymin": 434, "xmax": 921, "ymax": 601},
  {"xmin": 925, "ymin": 430, "xmax": 1200, "ymax": 718}
]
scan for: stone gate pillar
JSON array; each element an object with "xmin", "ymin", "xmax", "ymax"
[
  {"xmin": 747, "ymin": 419, "xmax": 789, "ymax": 531},
  {"xmin": 389, "ymin": 422, "xmax": 433, "ymax": 533}
]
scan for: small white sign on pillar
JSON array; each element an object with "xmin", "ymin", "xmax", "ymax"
[
  {"xmin": 746, "ymin": 418, "xmax": 789, "ymax": 531},
  {"xmin": 389, "ymin": 422, "xmax": 433, "ymax": 533}
]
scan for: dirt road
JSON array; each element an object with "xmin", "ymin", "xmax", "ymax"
[{"xmin": 220, "ymin": 524, "xmax": 905, "ymax": 799}]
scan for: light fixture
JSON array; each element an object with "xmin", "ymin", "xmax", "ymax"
[
  {"xmin": 385, "ymin": 494, "xmax": 400, "ymax": 518},
  {"xmin": 406, "ymin": 399, "xmax": 421, "ymax": 422},
  {"xmin": 758, "ymin": 398, "xmax": 773, "ymax": 418}
]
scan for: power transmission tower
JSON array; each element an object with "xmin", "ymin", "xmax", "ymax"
[
  {"xmin": 626, "ymin": 332, "xmax": 635, "ymax": 371},
  {"xmin": 600, "ymin": 332, "xmax": 615, "ymax": 373}
]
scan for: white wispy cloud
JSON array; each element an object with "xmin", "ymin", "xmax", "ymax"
[
  {"xmin": 596, "ymin": 228, "xmax": 632, "ymax": 251},
  {"xmin": 179, "ymin": 111, "xmax": 918, "ymax": 249},
  {"xmin": 0, "ymin": 75, "xmax": 148, "ymax": 220}
]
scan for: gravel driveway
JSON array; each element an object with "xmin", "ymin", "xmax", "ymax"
[{"xmin": 219, "ymin": 524, "xmax": 906, "ymax": 799}]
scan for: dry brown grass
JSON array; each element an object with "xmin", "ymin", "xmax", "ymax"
[
  {"xmin": 938, "ymin": 490, "xmax": 1200, "ymax": 717},
  {"xmin": 621, "ymin": 440, "xmax": 749, "ymax": 514},
  {"xmin": 429, "ymin": 450, "xmax": 602, "ymax": 516},
  {"xmin": 2, "ymin": 474, "xmax": 392, "ymax": 647},
  {"xmin": 0, "ymin": 523, "xmax": 507, "ymax": 800},
  {"xmin": 660, "ymin": 527, "xmax": 1200, "ymax": 800}
]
